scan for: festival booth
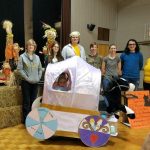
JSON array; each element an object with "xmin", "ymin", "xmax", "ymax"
[{"xmin": 41, "ymin": 56, "xmax": 101, "ymax": 137}]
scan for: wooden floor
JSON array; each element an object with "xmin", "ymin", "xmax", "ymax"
[{"xmin": 0, "ymin": 122, "xmax": 149, "ymax": 150}]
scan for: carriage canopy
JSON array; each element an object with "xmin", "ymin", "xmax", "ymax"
[{"xmin": 43, "ymin": 56, "xmax": 101, "ymax": 110}]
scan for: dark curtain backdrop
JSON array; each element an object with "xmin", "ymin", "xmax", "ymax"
[
  {"xmin": 0, "ymin": 0, "xmax": 24, "ymax": 68},
  {"xmin": 33, "ymin": 0, "xmax": 61, "ymax": 66}
]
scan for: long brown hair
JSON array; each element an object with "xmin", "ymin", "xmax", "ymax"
[{"xmin": 48, "ymin": 41, "xmax": 63, "ymax": 63}]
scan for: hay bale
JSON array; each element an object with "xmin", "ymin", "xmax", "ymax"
[
  {"xmin": 0, "ymin": 86, "xmax": 22, "ymax": 107},
  {"xmin": 0, "ymin": 105, "xmax": 22, "ymax": 128}
]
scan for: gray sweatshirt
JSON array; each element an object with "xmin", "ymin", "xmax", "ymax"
[
  {"xmin": 17, "ymin": 52, "xmax": 43, "ymax": 84},
  {"xmin": 61, "ymin": 43, "xmax": 86, "ymax": 60}
]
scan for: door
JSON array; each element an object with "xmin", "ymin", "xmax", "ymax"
[{"xmin": 97, "ymin": 44, "xmax": 109, "ymax": 57}]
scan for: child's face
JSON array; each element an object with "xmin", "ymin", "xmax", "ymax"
[
  {"xmin": 109, "ymin": 45, "xmax": 117, "ymax": 54},
  {"xmin": 90, "ymin": 45, "xmax": 97, "ymax": 54},
  {"xmin": 52, "ymin": 44, "xmax": 59, "ymax": 53},
  {"xmin": 27, "ymin": 44, "xmax": 35, "ymax": 53},
  {"xmin": 128, "ymin": 41, "xmax": 136, "ymax": 51},
  {"xmin": 58, "ymin": 78, "xmax": 67, "ymax": 87},
  {"xmin": 71, "ymin": 36, "xmax": 79, "ymax": 44}
]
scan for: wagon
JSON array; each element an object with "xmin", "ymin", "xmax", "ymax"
[{"xmin": 26, "ymin": 56, "xmax": 110, "ymax": 147}]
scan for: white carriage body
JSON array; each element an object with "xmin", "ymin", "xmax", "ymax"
[{"xmin": 42, "ymin": 56, "xmax": 101, "ymax": 137}]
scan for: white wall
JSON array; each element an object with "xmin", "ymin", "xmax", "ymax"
[
  {"xmin": 71, "ymin": 0, "xmax": 118, "ymax": 53},
  {"xmin": 116, "ymin": 0, "xmax": 150, "ymax": 88},
  {"xmin": 71, "ymin": 0, "xmax": 150, "ymax": 88},
  {"xmin": 117, "ymin": 0, "xmax": 150, "ymax": 50}
]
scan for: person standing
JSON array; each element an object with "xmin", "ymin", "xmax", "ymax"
[
  {"xmin": 143, "ymin": 57, "xmax": 150, "ymax": 90},
  {"xmin": 86, "ymin": 42, "xmax": 102, "ymax": 69},
  {"xmin": 61, "ymin": 31, "xmax": 86, "ymax": 60},
  {"xmin": 45, "ymin": 41, "xmax": 63, "ymax": 67},
  {"xmin": 101, "ymin": 44, "xmax": 122, "ymax": 91},
  {"xmin": 17, "ymin": 39, "xmax": 43, "ymax": 124},
  {"xmin": 120, "ymin": 39, "xmax": 143, "ymax": 90}
]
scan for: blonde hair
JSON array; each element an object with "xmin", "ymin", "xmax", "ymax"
[
  {"xmin": 26, "ymin": 39, "xmax": 37, "ymax": 51},
  {"xmin": 69, "ymin": 31, "xmax": 80, "ymax": 37}
]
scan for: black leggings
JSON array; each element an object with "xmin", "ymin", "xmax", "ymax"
[{"xmin": 21, "ymin": 80, "xmax": 38, "ymax": 123}]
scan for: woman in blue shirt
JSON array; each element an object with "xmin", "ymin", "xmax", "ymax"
[{"xmin": 120, "ymin": 39, "xmax": 143, "ymax": 90}]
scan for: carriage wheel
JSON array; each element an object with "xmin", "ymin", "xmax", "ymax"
[
  {"xmin": 25, "ymin": 107, "xmax": 58, "ymax": 140},
  {"xmin": 78, "ymin": 115, "xmax": 110, "ymax": 147}
]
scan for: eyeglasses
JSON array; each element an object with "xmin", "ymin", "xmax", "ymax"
[{"xmin": 128, "ymin": 44, "xmax": 136, "ymax": 46}]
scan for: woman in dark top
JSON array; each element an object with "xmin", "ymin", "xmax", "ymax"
[{"xmin": 45, "ymin": 41, "xmax": 63, "ymax": 67}]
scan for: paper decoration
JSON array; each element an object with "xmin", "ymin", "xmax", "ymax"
[
  {"xmin": 78, "ymin": 115, "xmax": 110, "ymax": 147},
  {"xmin": 26, "ymin": 107, "xmax": 57, "ymax": 140},
  {"xmin": 127, "ymin": 91, "xmax": 150, "ymax": 128}
]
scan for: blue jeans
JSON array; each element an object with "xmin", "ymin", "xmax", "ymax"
[
  {"xmin": 21, "ymin": 80, "xmax": 38, "ymax": 123},
  {"xmin": 102, "ymin": 77, "xmax": 113, "ymax": 92}
]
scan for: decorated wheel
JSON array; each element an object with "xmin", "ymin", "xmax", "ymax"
[
  {"xmin": 26, "ymin": 107, "xmax": 58, "ymax": 140},
  {"xmin": 78, "ymin": 115, "xmax": 110, "ymax": 147}
]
